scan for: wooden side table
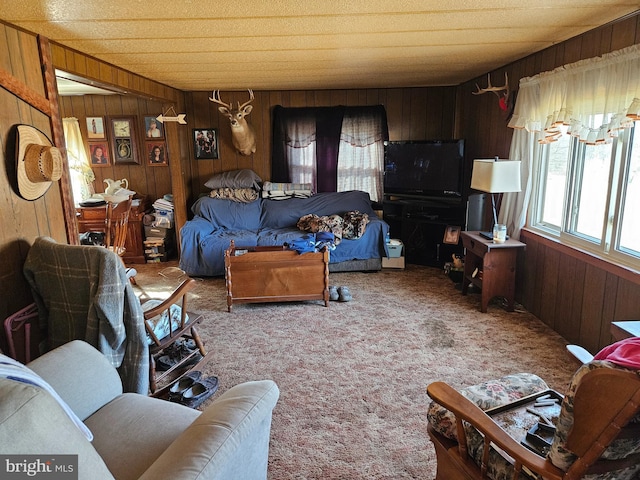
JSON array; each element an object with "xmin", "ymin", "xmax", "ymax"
[{"xmin": 461, "ymin": 231, "xmax": 526, "ymax": 313}]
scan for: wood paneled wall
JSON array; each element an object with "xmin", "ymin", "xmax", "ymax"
[
  {"xmin": 456, "ymin": 13, "xmax": 640, "ymax": 353},
  {"xmin": 519, "ymin": 231, "xmax": 640, "ymax": 353},
  {"xmin": 0, "ymin": 23, "xmax": 67, "ymax": 349},
  {"xmin": 50, "ymin": 40, "xmax": 194, "ymax": 241},
  {"xmin": 184, "ymin": 87, "xmax": 457, "ymax": 202},
  {"xmin": 2, "ymin": 13, "xmax": 640, "ymax": 356},
  {"xmin": 58, "ymin": 95, "xmax": 174, "ymax": 202}
]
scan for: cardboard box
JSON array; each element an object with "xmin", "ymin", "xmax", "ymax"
[
  {"xmin": 382, "ymin": 256, "xmax": 405, "ymax": 269},
  {"xmin": 144, "ymin": 226, "xmax": 173, "ymax": 239}
]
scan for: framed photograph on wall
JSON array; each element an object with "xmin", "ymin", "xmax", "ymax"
[
  {"xmin": 146, "ymin": 141, "xmax": 168, "ymax": 166},
  {"xmin": 88, "ymin": 142, "xmax": 110, "ymax": 167},
  {"xmin": 109, "ymin": 116, "xmax": 139, "ymax": 164},
  {"xmin": 86, "ymin": 117, "xmax": 106, "ymax": 139},
  {"xmin": 193, "ymin": 128, "xmax": 218, "ymax": 159},
  {"xmin": 144, "ymin": 115, "xmax": 164, "ymax": 139},
  {"xmin": 443, "ymin": 225, "xmax": 462, "ymax": 245}
]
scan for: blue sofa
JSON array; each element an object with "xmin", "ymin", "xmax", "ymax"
[{"xmin": 179, "ymin": 190, "xmax": 390, "ymax": 277}]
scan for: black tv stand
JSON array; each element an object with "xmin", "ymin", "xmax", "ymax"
[{"xmin": 382, "ymin": 194, "xmax": 466, "ymax": 267}]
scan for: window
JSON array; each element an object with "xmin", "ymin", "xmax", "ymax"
[
  {"xmin": 532, "ymin": 120, "xmax": 640, "ymax": 268},
  {"xmin": 271, "ymin": 106, "xmax": 388, "ymax": 202}
]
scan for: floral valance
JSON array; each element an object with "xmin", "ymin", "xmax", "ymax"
[{"xmin": 508, "ymin": 44, "xmax": 640, "ymax": 144}]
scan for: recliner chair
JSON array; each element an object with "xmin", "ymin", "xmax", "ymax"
[{"xmin": 0, "ymin": 340, "xmax": 279, "ymax": 480}]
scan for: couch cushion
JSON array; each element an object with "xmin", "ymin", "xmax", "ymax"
[
  {"xmin": 427, "ymin": 372, "xmax": 548, "ymax": 441},
  {"xmin": 260, "ymin": 190, "xmax": 375, "ymax": 229},
  {"xmin": 191, "ymin": 196, "xmax": 261, "ymax": 230},
  {"xmin": 85, "ymin": 393, "xmax": 200, "ymax": 480},
  {"xmin": 0, "ymin": 378, "xmax": 114, "ymax": 479}
]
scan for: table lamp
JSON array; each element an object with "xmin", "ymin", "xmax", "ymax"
[{"xmin": 470, "ymin": 157, "xmax": 522, "ymax": 241}]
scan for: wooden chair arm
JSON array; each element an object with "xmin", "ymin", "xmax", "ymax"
[
  {"xmin": 427, "ymin": 381, "xmax": 565, "ymax": 480},
  {"xmin": 142, "ymin": 277, "xmax": 196, "ymax": 320}
]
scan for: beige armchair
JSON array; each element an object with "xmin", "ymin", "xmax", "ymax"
[{"xmin": 0, "ymin": 340, "xmax": 279, "ymax": 480}]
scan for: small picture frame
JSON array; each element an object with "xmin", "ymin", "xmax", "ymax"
[
  {"xmin": 146, "ymin": 141, "xmax": 168, "ymax": 166},
  {"xmin": 88, "ymin": 142, "xmax": 110, "ymax": 167},
  {"xmin": 193, "ymin": 128, "xmax": 218, "ymax": 159},
  {"xmin": 86, "ymin": 117, "xmax": 106, "ymax": 139},
  {"xmin": 144, "ymin": 115, "xmax": 164, "ymax": 139},
  {"xmin": 109, "ymin": 116, "xmax": 139, "ymax": 164},
  {"xmin": 443, "ymin": 225, "xmax": 461, "ymax": 245}
]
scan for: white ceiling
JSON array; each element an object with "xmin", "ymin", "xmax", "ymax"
[{"xmin": 2, "ymin": 1, "xmax": 638, "ymax": 92}]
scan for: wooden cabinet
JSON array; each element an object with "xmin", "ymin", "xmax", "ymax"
[
  {"xmin": 77, "ymin": 197, "xmax": 149, "ymax": 264},
  {"xmin": 461, "ymin": 231, "xmax": 526, "ymax": 313}
]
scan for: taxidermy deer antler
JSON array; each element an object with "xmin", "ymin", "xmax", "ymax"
[{"xmin": 472, "ymin": 73, "xmax": 510, "ymax": 111}]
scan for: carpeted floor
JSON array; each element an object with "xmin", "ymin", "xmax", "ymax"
[{"xmin": 134, "ymin": 261, "xmax": 576, "ymax": 480}]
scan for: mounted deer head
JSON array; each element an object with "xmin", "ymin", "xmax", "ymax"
[
  {"xmin": 209, "ymin": 89, "xmax": 257, "ymax": 155},
  {"xmin": 472, "ymin": 73, "xmax": 510, "ymax": 111}
]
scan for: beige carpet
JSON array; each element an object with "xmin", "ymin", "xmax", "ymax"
[{"xmin": 134, "ymin": 261, "xmax": 576, "ymax": 480}]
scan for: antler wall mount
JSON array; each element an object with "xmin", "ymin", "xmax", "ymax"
[{"xmin": 472, "ymin": 73, "xmax": 510, "ymax": 111}]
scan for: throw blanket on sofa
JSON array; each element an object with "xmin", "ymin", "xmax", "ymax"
[
  {"xmin": 297, "ymin": 213, "xmax": 344, "ymax": 244},
  {"xmin": 23, "ymin": 237, "xmax": 149, "ymax": 394},
  {"xmin": 297, "ymin": 210, "xmax": 370, "ymax": 245}
]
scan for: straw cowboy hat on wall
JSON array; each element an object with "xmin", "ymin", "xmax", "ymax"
[{"xmin": 15, "ymin": 125, "xmax": 63, "ymax": 201}]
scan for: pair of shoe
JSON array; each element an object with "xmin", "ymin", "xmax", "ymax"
[
  {"xmin": 168, "ymin": 371, "xmax": 219, "ymax": 408},
  {"xmin": 156, "ymin": 339, "xmax": 202, "ymax": 371},
  {"xmin": 329, "ymin": 285, "xmax": 352, "ymax": 302}
]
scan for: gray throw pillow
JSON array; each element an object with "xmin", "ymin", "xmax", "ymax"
[{"xmin": 204, "ymin": 169, "xmax": 262, "ymax": 190}]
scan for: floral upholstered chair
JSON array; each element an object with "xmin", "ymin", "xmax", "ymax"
[{"xmin": 426, "ymin": 343, "xmax": 640, "ymax": 480}]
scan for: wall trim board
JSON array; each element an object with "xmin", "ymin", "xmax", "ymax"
[
  {"xmin": 38, "ymin": 35, "xmax": 78, "ymax": 245},
  {"xmin": 0, "ymin": 68, "xmax": 52, "ymax": 115}
]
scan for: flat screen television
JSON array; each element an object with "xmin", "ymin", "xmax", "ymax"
[{"xmin": 384, "ymin": 139, "xmax": 465, "ymax": 200}]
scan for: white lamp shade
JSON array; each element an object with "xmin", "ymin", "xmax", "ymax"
[{"xmin": 470, "ymin": 159, "xmax": 522, "ymax": 193}]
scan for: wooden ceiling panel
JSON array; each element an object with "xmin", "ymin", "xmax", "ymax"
[{"xmin": 2, "ymin": 1, "xmax": 637, "ymax": 91}]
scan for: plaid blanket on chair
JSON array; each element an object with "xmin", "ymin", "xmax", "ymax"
[{"xmin": 23, "ymin": 237, "xmax": 149, "ymax": 394}]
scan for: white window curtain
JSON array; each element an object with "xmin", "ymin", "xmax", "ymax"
[
  {"xmin": 337, "ymin": 110, "xmax": 385, "ymax": 202},
  {"xmin": 285, "ymin": 116, "xmax": 317, "ymax": 190},
  {"xmin": 62, "ymin": 117, "xmax": 95, "ymax": 205},
  {"xmin": 502, "ymin": 44, "xmax": 640, "ymax": 238}
]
